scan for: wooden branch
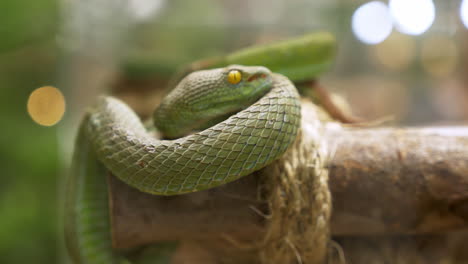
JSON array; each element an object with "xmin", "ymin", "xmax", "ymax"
[
  {"xmin": 328, "ymin": 126, "xmax": 468, "ymax": 235},
  {"xmin": 108, "ymin": 111, "xmax": 468, "ymax": 249},
  {"xmin": 108, "ymin": 171, "xmax": 264, "ymax": 249}
]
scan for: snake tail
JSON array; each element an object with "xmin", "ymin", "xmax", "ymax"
[{"xmin": 65, "ymin": 119, "xmax": 121, "ymax": 264}]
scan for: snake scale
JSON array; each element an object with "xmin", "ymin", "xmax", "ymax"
[{"xmin": 65, "ymin": 65, "xmax": 301, "ymax": 263}]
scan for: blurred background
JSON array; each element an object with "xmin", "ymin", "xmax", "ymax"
[{"xmin": 1, "ymin": 0, "xmax": 467, "ymax": 263}]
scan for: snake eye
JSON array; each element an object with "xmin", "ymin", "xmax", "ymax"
[{"xmin": 227, "ymin": 70, "xmax": 242, "ymax": 84}]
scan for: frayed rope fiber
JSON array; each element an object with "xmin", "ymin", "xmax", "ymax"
[{"xmin": 259, "ymin": 101, "xmax": 332, "ymax": 264}]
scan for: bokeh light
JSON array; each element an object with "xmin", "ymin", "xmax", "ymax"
[
  {"xmin": 129, "ymin": 0, "xmax": 166, "ymax": 21},
  {"xmin": 371, "ymin": 32, "xmax": 415, "ymax": 71},
  {"xmin": 27, "ymin": 86, "xmax": 66, "ymax": 126},
  {"xmin": 431, "ymin": 80, "xmax": 468, "ymax": 120},
  {"xmin": 420, "ymin": 36, "xmax": 458, "ymax": 78},
  {"xmin": 389, "ymin": 0, "xmax": 435, "ymax": 35},
  {"xmin": 352, "ymin": 1, "xmax": 393, "ymax": 45},
  {"xmin": 461, "ymin": 0, "xmax": 468, "ymax": 28}
]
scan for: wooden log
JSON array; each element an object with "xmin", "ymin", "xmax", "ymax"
[
  {"xmin": 108, "ymin": 112, "xmax": 468, "ymax": 249},
  {"xmin": 328, "ymin": 126, "xmax": 468, "ymax": 235}
]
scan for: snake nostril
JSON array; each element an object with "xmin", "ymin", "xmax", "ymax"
[{"xmin": 247, "ymin": 74, "xmax": 267, "ymax": 82}]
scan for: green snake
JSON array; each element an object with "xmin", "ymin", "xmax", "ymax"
[{"xmin": 65, "ymin": 65, "xmax": 301, "ymax": 263}]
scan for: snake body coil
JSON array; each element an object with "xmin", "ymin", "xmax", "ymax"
[
  {"xmin": 87, "ymin": 67, "xmax": 301, "ymax": 195},
  {"xmin": 65, "ymin": 65, "xmax": 301, "ymax": 263}
]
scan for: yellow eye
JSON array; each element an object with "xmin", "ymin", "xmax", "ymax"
[{"xmin": 227, "ymin": 70, "xmax": 242, "ymax": 84}]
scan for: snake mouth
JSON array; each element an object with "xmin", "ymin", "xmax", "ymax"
[
  {"xmin": 246, "ymin": 66, "xmax": 271, "ymax": 83},
  {"xmin": 247, "ymin": 70, "xmax": 273, "ymax": 96},
  {"xmin": 247, "ymin": 73, "xmax": 267, "ymax": 82}
]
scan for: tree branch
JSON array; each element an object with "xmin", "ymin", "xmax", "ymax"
[{"xmin": 108, "ymin": 102, "xmax": 468, "ymax": 249}]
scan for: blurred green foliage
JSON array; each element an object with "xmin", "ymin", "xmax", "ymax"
[
  {"xmin": 0, "ymin": 0, "xmax": 56, "ymax": 53},
  {"xmin": 124, "ymin": 0, "xmax": 229, "ymax": 78},
  {"xmin": 0, "ymin": 0, "xmax": 59, "ymax": 263}
]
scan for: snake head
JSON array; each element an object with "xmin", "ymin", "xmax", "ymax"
[{"xmin": 154, "ymin": 65, "xmax": 273, "ymax": 139}]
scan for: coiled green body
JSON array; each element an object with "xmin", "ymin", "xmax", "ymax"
[
  {"xmin": 88, "ymin": 76, "xmax": 300, "ymax": 195},
  {"xmin": 65, "ymin": 66, "xmax": 301, "ymax": 263}
]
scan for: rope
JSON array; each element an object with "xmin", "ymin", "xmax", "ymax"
[{"xmin": 259, "ymin": 100, "xmax": 332, "ymax": 264}]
